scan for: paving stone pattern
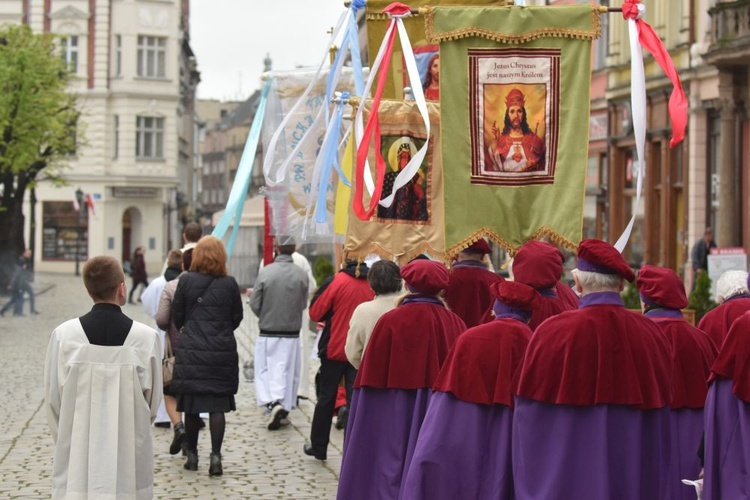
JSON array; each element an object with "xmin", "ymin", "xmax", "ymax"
[{"xmin": 0, "ymin": 274, "xmax": 343, "ymax": 499}]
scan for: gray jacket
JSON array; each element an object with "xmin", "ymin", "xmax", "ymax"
[{"xmin": 249, "ymin": 254, "xmax": 309, "ymax": 336}]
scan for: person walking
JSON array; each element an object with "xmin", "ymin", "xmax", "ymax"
[
  {"xmin": 1, "ymin": 259, "xmax": 25, "ymax": 317},
  {"xmin": 250, "ymin": 243, "xmax": 310, "ymax": 430},
  {"xmin": 304, "ymin": 259, "xmax": 374, "ymax": 461},
  {"xmin": 16, "ymin": 249, "xmax": 38, "ymax": 315},
  {"xmin": 513, "ymin": 239, "xmax": 673, "ymax": 500},
  {"xmin": 44, "ymin": 255, "xmax": 162, "ymax": 499},
  {"xmin": 156, "ymin": 248, "xmax": 194, "ymax": 456},
  {"xmin": 129, "ymin": 247, "xmax": 149, "ymax": 304},
  {"xmin": 170, "ymin": 236, "xmax": 243, "ymax": 476}
]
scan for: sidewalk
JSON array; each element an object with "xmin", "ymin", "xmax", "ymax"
[{"xmin": 0, "ymin": 273, "xmax": 343, "ymax": 499}]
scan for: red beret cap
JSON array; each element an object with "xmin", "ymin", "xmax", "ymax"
[
  {"xmin": 513, "ymin": 241, "xmax": 564, "ymax": 289},
  {"xmin": 576, "ymin": 239, "xmax": 635, "ymax": 282},
  {"xmin": 401, "ymin": 260, "xmax": 450, "ymax": 295},
  {"xmin": 636, "ymin": 265, "xmax": 688, "ymax": 310},
  {"xmin": 490, "ymin": 280, "xmax": 540, "ymax": 311},
  {"xmin": 463, "ymin": 239, "xmax": 492, "ymax": 255}
]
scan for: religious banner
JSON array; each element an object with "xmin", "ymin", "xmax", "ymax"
[
  {"xmin": 261, "ymin": 68, "xmax": 360, "ymax": 244},
  {"xmin": 425, "ymin": 5, "xmax": 601, "ymax": 255},
  {"xmin": 344, "ymin": 99, "xmax": 444, "ymax": 263},
  {"xmin": 365, "ymin": 0, "xmax": 507, "ymax": 101}
]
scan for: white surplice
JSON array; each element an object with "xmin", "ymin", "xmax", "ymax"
[{"xmin": 44, "ymin": 319, "xmax": 163, "ymax": 500}]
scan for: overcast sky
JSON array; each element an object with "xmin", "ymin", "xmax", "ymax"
[{"xmin": 191, "ymin": 1, "xmax": 347, "ymax": 101}]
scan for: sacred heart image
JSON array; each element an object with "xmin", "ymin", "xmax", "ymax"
[
  {"xmin": 376, "ymin": 134, "xmax": 431, "ymax": 224},
  {"xmin": 404, "ymin": 44, "xmax": 440, "ymax": 102},
  {"xmin": 469, "ymin": 48, "xmax": 561, "ymax": 186}
]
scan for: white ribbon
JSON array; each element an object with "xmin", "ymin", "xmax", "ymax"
[
  {"xmin": 379, "ymin": 20, "xmax": 431, "ymax": 208},
  {"xmin": 614, "ymin": 5, "xmax": 647, "ymax": 253},
  {"xmin": 353, "ymin": 12, "xmax": 430, "ymax": 208}
]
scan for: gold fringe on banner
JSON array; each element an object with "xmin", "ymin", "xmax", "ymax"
[
  {"xmin": 423, "ymin": 6, "xmax": 601, "ymax": 44},
  {"xmin": 445, "ymin": 225, "xmax": 579, "ymax": 260}
]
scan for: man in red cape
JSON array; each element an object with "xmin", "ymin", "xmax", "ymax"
[
  {"xmin": 637, "ymin": 265, "xmax": 717, "ymax": 500},
  {"xmin": 512, "ymin": 240, "xmax": 578, "ymax": 330},
  {"xmin": 401, "ymin": 280, "xmax": 538, "ymax": 499},
  {"xmin": 513, "ymin": 239, "xmax": 673, "ymax": 500},
  {"xmin": 697, "ymin": 270, "xmax": 750, "ymax": 348},
  {"xmin": 444, "ymin": 239, "xmax": 502, "ymax": 328},
  {"xmin": 337, "ymin": 259, "xmax": 466, "ymax": 500},
  {"xmin": 704, "ymin": 272, "xmax": 750, "ymax": 499}
]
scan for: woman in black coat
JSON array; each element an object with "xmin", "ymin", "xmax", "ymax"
[{"xmin": 171, "ymin": 236, "xmax": 243, "ymax": 476}]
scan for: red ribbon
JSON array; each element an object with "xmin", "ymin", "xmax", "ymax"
[
  {"xmin": 353, "ymin": 3, "xmax": 411, "ymax": 220},
  {"xmin": 622, "ymin": 0, "xmax": 687, "ymax": 148}
]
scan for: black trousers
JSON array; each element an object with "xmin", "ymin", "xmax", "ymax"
[{"xmin": 310, "ymin": 357, "xmax": 356, "ymax": 455}]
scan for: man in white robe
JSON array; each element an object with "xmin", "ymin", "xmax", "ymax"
[
  {"xmin": 250, "ymin": 243, "xmax": 309, "ymax": 430},
  {"xmin": 45, "ymin": 255, "xmax": 162, "ymax": 499}
]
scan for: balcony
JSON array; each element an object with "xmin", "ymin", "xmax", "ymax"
[{"xmin": 705, "ymin": 0, "xmax": 750, "ymax": 65}]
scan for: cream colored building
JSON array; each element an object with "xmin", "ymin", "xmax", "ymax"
[{"xmin": 0, "ymin": 0, "xmax": 198, "ymax": 273}]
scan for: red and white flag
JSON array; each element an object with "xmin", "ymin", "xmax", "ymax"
[{"xmin": 85, "ymin": 193, "xmax": 96, "ymax": 216}]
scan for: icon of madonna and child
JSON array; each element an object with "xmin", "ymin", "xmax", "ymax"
[{"xmin": 376, "ymin": 136, "xmax": 430, "ymax": 223}]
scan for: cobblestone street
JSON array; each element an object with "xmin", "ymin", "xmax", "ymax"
[{"xmin": 0, "ymin": 273, "xmax": 343, "ymax": 499}]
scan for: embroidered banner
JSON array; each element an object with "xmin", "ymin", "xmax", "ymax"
[
  {"xmin": 261, "ymin": 68, "xmax": 360, "ymax": 244},
  {"xmin": 426, "ymin": 5, "xmax": 600, "ymax": 255},
  {"xmin": 365, "ymin": 0, "xmax": 507, "ymax": 101},
  {"xmin": 344, "ymin": 99, "xmax": 444, "ymax": 263}
]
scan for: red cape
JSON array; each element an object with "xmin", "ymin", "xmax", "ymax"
[
  {"xmin": 444, "ymin": 265, "xmax": 502, "ymax": 328},
  {"xmin": 355, "ymin": 302, "xmax": 466, "ymax": 390},
  {"xmin": 517, "ymin": 306, "xmax": 672, "ymax": 409},
  {"xmin": 529, "ymin": 294, "xmax": 577, "ymax": 331},
  {"xmin": 555, "ymin": 282, "xmax": 580, "ymax": 310},
  {"xmin": 651, "ymin": 317, "xmax": 717, "ymax": 408},
  {"xmin": 709, "ymin": 311, "xmax": 750, "ymax": 403},
  {"xmin": 697, "ymin": 297, "xmax": 750, "ymax": 349},
  {"xmin": 433, "ymin": 318, "xmax": 531, "ymax": 407}
]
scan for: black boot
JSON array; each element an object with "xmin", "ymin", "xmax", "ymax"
[
  {"xmin": 208, "ymin": 452, "xmax": 223, "ymax": 477},
  {"xmin": 169, "ymin": 422, "xmax": 186, "ymax": 455},
  {"xmin": 184, "ymin": 450, "xmax": 198, "ymax": 471}
]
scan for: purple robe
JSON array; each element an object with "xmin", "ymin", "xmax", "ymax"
[
  {"xmin": 703, "ymin": 379, "xmax": 750, "ymax": 500},
  {"xmin": 667, "ymin": 409, "xmax": 704, "ymax": 500},
  {"xmin": 338, "ymin": 387, "xmax": 431, "ymax": 500},
  {"xmin": 512, "ymin": 397, "xmax": 672, "ymax": 500},
  {"xmin": 399, "ymin": 391, "xmax": 515, "ymax": 499}
]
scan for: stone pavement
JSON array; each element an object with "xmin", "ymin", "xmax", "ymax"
[{"xmin": 0, "ymin": 273, "xmax": 343, "ymax": 499}]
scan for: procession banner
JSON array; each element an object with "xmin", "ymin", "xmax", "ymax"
[
  {"xmin": 426, "ymin": 5, "xmax": 600, "ymax": 255},
  {"xmin": 365, "ymin": 0, "xmax": 507, "ymax": 101},
  {"xmin": 261, "ymin": 68, "xmax": 360, "ymax": 244},
  {"xmin": 344, "ymin": 99, "xmax": 444, "ymax": 263}
]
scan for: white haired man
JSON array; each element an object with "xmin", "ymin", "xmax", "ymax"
[
  {"xmin": 697, "ymin": 270, "xmax": 750, "ymax": 348},
  {"xmin": 513, "ymin": 239, "xmax": 673, "ymax": 500}
]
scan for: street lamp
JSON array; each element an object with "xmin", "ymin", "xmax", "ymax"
[{"xmin": 74, "ymin": 188, "xmax": 85, "ymax": 276}]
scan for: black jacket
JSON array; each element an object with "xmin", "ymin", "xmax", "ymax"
[{"xmin": 170, "ymin": 271, "xmax": 243, "ymax": 396}]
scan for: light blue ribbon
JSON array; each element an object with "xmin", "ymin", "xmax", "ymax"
[
  {"xmin": 314, "ymin": 92, "xmax": 349, "ymax": 224},
  {"xmin": 212, "ymin": 77, "xmax": 273, "ymax": 259},
  {"xmin": 325, "ymin": 2, "xmax": 366, "ymax": 121}
]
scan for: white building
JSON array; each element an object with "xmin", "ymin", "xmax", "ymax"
[{"xmin": 0, "ymin": 0, "xmax": 198, "ymax": 273}]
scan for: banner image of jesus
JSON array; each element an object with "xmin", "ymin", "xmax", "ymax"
[
  {"xmin": 468, "ymin": 48, "xmax": 561, "ymax": 186},
  {"xmin": 488, "ymin": 88, "xmax": 546, "ymax": 172}
]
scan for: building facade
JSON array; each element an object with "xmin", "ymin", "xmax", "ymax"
[
  {"xmin": 0, "ymin": 0, "xmax": 198, "ymax": 273},
  {"xmin": 542, "ymin": 0, "xmax": 749, "ymax": 282}
]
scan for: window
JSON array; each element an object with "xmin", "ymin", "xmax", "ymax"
[
  {"xmin": 115, "ymin": 35, "xmax": 122, "ymax": 76},
  {"xmin": 137, "ymin": 35, "xmax": 166, "ymax": 78},
  {"xmin": 113, "ymin": 115, "xmax": 119, "ymax": 159},
  {"xmin": 707, "ymin": 110, "xmax": 721, "ymax": 232},
  {"xmin": 61, "ymin": 36, "xmax": 78, "ymax": 73},
  {"xmin": 42, "ymin": 202, "xmax": 88, "ymax": 261},
  {"xmin": 136, "ymin": 116, "xmax": 165, "ymax": 159}
]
